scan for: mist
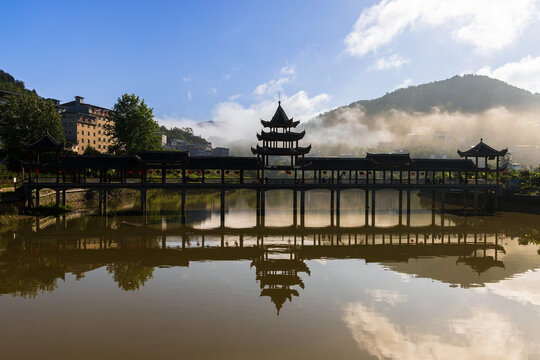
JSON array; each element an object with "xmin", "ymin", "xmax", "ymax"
[{"xmin": 160, "ymin": 103, "xmax": 540, "ymax": 164}]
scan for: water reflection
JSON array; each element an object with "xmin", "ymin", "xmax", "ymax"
[{"xmin": 1, "ymin": 190, "xmax": 540, "ymax": 359}]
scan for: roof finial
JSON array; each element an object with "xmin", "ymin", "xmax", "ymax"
[
  {"xmin": 278, "ymin": 92, "xmax": 281, "ymax": 105},
  {"xmin": 480, "ymin": 138, "xmax": 483, "ymax": 143}
]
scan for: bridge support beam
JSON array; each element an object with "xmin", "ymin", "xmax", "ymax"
[
  {"xmin": 62, "ymin": 190, "xmax": 66, "ymax": 206},
  {"xmin": 35, "ymin": 189, "xmax": 40, "ymax": 207},
  {"xmin": 220, "ymin": 189, "xmax": 226, "ymax": 227},
  {"xmin": 364, "ymin": 190, "xmax": 369, "ymax": 226},
  {"xmin": 260, "ymin": 190, "xmax": 265, "ymax": 227},
  {"xmin": 256, "ymin": 190, "xmax": 261, "ymax": 227},
  {"xmin": 56, "ymin": 190, "xmax": 60, "ymax": 208}
]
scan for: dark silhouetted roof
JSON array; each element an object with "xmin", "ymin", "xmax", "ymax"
[
  {"xmin": 188, "ymin": 156, "xmax": 262, "ymax": 169},
  {"xmin": 23, "ymin": 133, "xmax": 64, "ymax": 151},
  {"xmin": 299, "ymin": 157, "xmax": 372, "ymax": 170},
  {"xmin": 257, "ymin": 130, "xmax": 305, "ymax": 141},
  {"xmin": 136, "ymin": 151, "xmax": 189, "ymax": 165},
  {"xmin": 412, "ymin": 159, "xmax": 477, "ymax": 171},
  {"xmin": 60, "ymin": 155, "xmax": 144, "ymax": 169},
  {"xmin": 458, "ymin": 139, "xmax": 508, "ymax": 158},
  {"xmin": 366, "ymin": 153, "xmax": 411, "ymax": 166},
  {"xmin": 251, "ymin": 145, "xmax": 311, "ymax": 156},
  {"xmin": 260, "ymin": 102, "xmax": 300, "ymax": 128}
]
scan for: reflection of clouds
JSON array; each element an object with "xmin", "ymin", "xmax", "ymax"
[
  {"xmin": 484, "ymin": 270, "xmax": 540, "ymax": 307},
  {"xmin": 365, "ymin": 289, "xmax": 407, "ymax": 306},
  {"xmin": 343, "ymin": 303, "xmax": 528, "ymax": 360}
]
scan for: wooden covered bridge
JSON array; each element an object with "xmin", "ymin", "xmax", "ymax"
[{"xmin": 19, "ymin": 103, "xmax": 508, "ymax": 216}]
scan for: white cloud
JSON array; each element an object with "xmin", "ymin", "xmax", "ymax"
[
  {"xmin": 228, "ymin": 94, "xmax": 241, "ymax": 101},
  {"xmin": 345, "ymin": 0, "xmax": 538, "ymax": 57},
  {"xmin": 253, "ymin": 77, "xmax": 292, "ymax": 96},
  {"xmin": 157, "ymin": 90, "xmax": 330, "ymax": 151},
  {"xmin": 210, "ymin": 88, "xmax": 217, "ymax": 94},
  {"xmin": 280, "ymin": 65, "xmax": 297, "ymax": 75},
  {"xmin": 187, "ymin": 91, "xmax": 192, "ymax": 101},
  {"xmin": 393, "ymin": 78, "xmax": 413, "ymax": 90},
  {"xmin": 183, "ymin": 77, "xmax": 191, "ymax": 82},
  {"xmin": 477, "ymin": 55, "xmax": 540, "ymax": 93},
  {"xmin": 369, "ymin": 54, "xmax": 409, "ymax": 70},
  {"xmin": 365, "ymin": 288, "xmax": 407, "ymax": 305},
  {"xmin": 222, "ymin": 73, "xmax": 232, "ymax": 81},
  {"xmin": 483, "ymin": 270, "xmax": 540, "ymax": 307},
  {"xmin": 343, "ymin": 303, "xmax": 529, "ymax": 359}
]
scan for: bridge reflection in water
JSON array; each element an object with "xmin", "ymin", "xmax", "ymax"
[{"xmin": 4, "ymin": 206, "xmax": 533, "ymax": 314}]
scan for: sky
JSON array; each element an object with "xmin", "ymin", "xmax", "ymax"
[{"xmin": 2, "ymin": 0, "xmax": 540, "ymax": 141}]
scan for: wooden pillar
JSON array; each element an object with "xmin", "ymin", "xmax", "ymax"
[
  {"xmin": 496, "ymin": 156, "xmax": 500, "ymax": 184},
  {"xmin": 475, "ymin": 156, "xmax": 479, "ymax": 184},
  {"xmin": 35, "ymin": 188, "xmax": 40, "ymax": 207},
  {"xmin": 56, "ymin": 190, "xmax": 60, "ymax": 207},
  {"xmin": 431, "ymin": 190, "xmax": 436, "ymax": 225},
  {"xmin": 260, "ymin": 190, "xmax": 266, "ymax": 227},
  {"xmin": 240, "ymin": 170, "xmax": 244, "ymax": 184},
  {"xmin": 62, "ymin": 190, "xmax": 66, "ymax": 206},
  {"xmin": 221, "ymin": 169, "xmax": 225, "ymax": 184}
]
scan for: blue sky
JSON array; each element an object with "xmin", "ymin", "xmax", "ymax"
[{"xmin": 2, "ymin": 0, "xmax": 540, "ymax": 140}]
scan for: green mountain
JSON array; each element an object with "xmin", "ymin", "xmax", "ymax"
[{"xmin": 339, "ymin": 74, "xmax": 540, "ymax": 115}]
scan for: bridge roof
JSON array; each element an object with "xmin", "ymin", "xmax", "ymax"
[
  {"xmin": 136, "ymin": 151, "xmax": 189, "ymax": 165},
  {"xmin": 188, "ymin": 156, "xmax": 262, "ymax": 170}
]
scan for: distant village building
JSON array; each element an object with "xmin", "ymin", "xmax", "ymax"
[
  {"xmin": 509, "ymin": 145, "xmax": 540, "ymax": 168},
  {"xmin": 60, "ymin": 96, "xmax": 113, "ymax": 154}
]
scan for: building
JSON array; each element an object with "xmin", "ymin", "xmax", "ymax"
[
  {"xmin": 509, "ymin": 145, "xmax": 540, "ymax": 168},
  {"xmin": 60, "ymin": 96, "xmax": 113, "ymax": 154},
  {"xmin": 165, "ymin": 138, "xmax": 229, "ymax": 157},
  {"xmin": 251, "ymin": 101, "xmax": 311, "ymax": 166}
]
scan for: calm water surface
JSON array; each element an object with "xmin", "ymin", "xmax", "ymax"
[{"xmin": 1, "ymin": 190, "xmax": 540, "ymax": 359}]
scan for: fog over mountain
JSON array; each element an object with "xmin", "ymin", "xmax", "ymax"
[{"xmin": 301, "ymin": 75, "xmax": 540, "ymax": 159}]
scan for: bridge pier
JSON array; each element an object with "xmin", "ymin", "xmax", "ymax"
[
  {"xmin": 35, "ymin": 189, "xmax": 40, "ymax": 207},
  {"xmin": 330, "ymin": 190, "xmax": 334, "ymax": 227},
  {"xmin": 140, "ymin": 190, "xmax": 147, "ymax": 215},
  {"xmin": 431, "ymin": 190, "xmax": 436, "ymax": 226},
  {"xmin": 293, "ymin": 189, "xmax": 298, "ymax": 227},
  {"xmin": 398, "ymin": 190, "xmax": 403, "ymax": 226},
  {"xmin": 181, "ymin": 190, "xmax": 186, "ymax": 225},
  {"xmin": 256, "ymin": 190, "xmax": 261, "ymax": 227},
  {"xmin": 406, "ymin": 190, "xmax": 411, "ymax": 227},
  {"xmin": 336, "ymin": 190, "xmax": 341, "ymax": 227},
  {"xmin": 300, "ymin": 189, "xmax": 305, "ymax": 227},
  {"xmin": 62, "ymin": 190, "xmax": 66, "ymax": 206},
  {"xmin": 260, "ymin": 190, "xmax": 265, "ymax": 227},
  {"xmin": 364, "ymin": 190, "xmax": 369, "ymax": 226},
  {"xmin": 220, "ymin": 189, "xmax": 225, "ymax": 227},
  {"xmin": 56, "ymin": 190, "xmax": 60, "ymax": 208},
  {"xmin": 371, "ymin": 190, "xmax": 376, "ymax": 227}
]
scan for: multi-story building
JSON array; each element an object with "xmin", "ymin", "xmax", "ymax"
[{"xmin": 60, "ymin": 96, "xmax": 113, "ymax": 154}]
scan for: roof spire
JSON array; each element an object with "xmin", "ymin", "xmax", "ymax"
[{"xmin": 278, "ymin": 91, "xmax": 281, "ymax": 105}]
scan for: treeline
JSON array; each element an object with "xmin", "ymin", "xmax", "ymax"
[{"xmin": 159, "ymin": 126, "xmax": 209, "ymax": 146}]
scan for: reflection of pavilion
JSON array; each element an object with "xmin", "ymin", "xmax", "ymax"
[{"xmin": 251, "ymin": 245, "xmax": 310, "ymax": 315}]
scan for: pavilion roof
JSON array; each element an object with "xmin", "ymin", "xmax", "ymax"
[
  {"xmin": 23, "ymin": 133, "xmax": 64, "ymax": 152},
  {"xmin": 251, "ymin": 145, "xmax": 311, "ymax": 156},
  {"xmin": 260, "ymin": 102, "xmax": 300, "ymax": 128},
  {"xmin": 257, "ymin": 130, "xmax": 305, "ymax": 141},
  {"xmin": 458, "ymin": 139, "xmax": 508, "ymax": 158}
]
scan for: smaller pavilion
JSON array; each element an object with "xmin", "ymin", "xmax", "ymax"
[{"xmin": 458, "ymin": 139, "xmax": 507, "ymax": 184}]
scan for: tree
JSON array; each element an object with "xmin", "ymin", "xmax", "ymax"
[
  {"xmin": 83, "ymin": 145, "xmax": 101, "ymax": 155},
  {"xmin": 105, "ymin": 93, "xmax": 161, "ymax": 154},
  {"xmin": 0, "ymin": 92, "xmax": 65, "ymax": 167}
]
